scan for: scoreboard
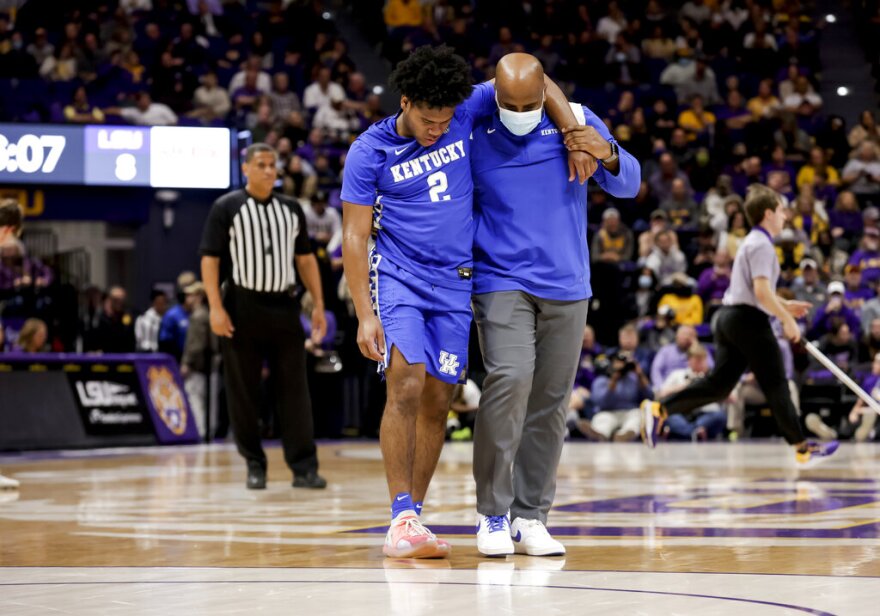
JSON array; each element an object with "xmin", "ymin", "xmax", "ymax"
[{"xmin": 0, "ymin": 123, "xmax": 232, "ymax": 189}]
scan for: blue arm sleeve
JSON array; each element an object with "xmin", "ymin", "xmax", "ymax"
[
  {"xmin": 459, "ymin": 82, "xmax": 497, "ymax": 120},
  {"xmin": 340, "ymin": 140, "xmax": 381, "ymax": 206},
  {"xmin": 580, "ymin": 106, "xmax": 641, "ymax": 199}
]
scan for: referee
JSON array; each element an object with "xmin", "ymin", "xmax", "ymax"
[
  {"xmin": 640, "ymin": 184, "xmax": 837, "ymax": 466},
  {"xmin": 200, "ymin": 143, "xmax": 327, "ymax": 490}
]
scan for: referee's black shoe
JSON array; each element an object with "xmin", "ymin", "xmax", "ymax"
[
  {"xmin": 247, "ymin": 461, "xmax": 267, "ymax": 490},
  {"xmin": 293, "ymin": 471, "xmax": 327, "ymax": 489}
]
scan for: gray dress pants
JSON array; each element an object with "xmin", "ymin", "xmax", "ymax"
[{"xmin": 472, "ymin": 290, "xmax": 589, "ymax": 523}]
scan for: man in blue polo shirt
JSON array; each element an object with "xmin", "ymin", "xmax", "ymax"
[{"xmin": 470, "ymin": 54, "xmax": 640, "ymax": 557}]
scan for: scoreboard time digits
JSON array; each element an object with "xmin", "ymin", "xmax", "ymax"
[{"xmin": 0, "ymin": 124, "xmax": 231, "ymax": 189}]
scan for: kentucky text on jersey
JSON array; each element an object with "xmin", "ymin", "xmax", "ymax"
[
  {"xmin": 341, "ymin": 82, "xmax": 496, "ymax": 290},
  {"xmin": 389, "ymin": 141, "xmax": 466, "ymax": 184}
]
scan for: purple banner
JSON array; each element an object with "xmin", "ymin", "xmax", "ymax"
[{"xmin": 133, "ymin": 354, "xmax": 200, "ymax": 444}]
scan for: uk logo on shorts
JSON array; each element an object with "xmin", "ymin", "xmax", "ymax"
[{"xmin": 438, "ymin": 351, "xmax": 460, "ymax": 376}]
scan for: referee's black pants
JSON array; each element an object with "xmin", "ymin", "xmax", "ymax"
[
  {"xmin": 221, "ymin": 285, "xmax": 318, "ymax": 475},
  {"xmin": 660, "ymin": 305, "xmax": 806, "ymax": 445}
]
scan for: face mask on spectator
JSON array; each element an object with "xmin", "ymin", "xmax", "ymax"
[
  {"xmin": 638, "ymin": 275, "xmax": 653, "ymax": 289},
  {"xmin": 497, "ymin": 93, "xmax": 544, "ymax": 136}
]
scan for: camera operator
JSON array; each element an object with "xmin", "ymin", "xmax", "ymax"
[{"xmin": 583, "ymin": 350, "xmax": 653, "ymax": 441}]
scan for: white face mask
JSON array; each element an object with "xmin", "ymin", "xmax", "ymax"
[{"xmin": 496, "ymin": 92, "xmax": 544, "ymax": 136}]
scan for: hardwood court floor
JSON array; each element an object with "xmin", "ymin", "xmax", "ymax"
[{"xmin": 1, "ymin": 441, "xmax": 879, "ymax": 615}]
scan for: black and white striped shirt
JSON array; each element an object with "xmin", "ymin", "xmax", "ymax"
[{"xmin": 200, "ymin": 190, "xmax": 312, "ymax": 292}]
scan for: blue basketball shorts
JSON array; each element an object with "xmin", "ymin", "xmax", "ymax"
[{"xmin": 369, "ymin": 252, "xmax": 470, "ymax": 384}]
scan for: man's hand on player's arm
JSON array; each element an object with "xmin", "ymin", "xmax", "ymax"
[
  {"xmin": 568, "ymin": 150, "xmax": 598, "ymax": 184},
  {"xmin": 342, "ymin": 202, "xmax": 386, "ymax": 363}
]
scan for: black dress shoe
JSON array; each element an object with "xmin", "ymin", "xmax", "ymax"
[
  {"xmin": 292, "ymin": 471, "xmax": 327, "ymax": 489},
  {"xmin": 247, "ymin": 462, "xmax": 267, "ymax": 490}
]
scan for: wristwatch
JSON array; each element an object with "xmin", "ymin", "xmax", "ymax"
[{"xmin": 600, "ymin": 141, "xmax": 619, "ymax": 166}]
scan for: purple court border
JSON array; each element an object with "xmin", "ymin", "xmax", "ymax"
[
  {"xmin": 346, "ymin": 523, "xmax": 880, "ymax": 539},
  {"xmin": 0, "ymin": 579, "xmax": 837, "ymax": 615}
]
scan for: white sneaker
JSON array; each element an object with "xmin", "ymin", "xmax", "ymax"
[
  {"xmin": 510, "ymin": 517, "xmax": 565, "ymax": 556},
  {"xmin": 0, "ymin": 473, "xmax": 19, "ymax": 490},
  {"xmin": 476, "ymin": 514, "xmax": 514, "ymax": 557}
]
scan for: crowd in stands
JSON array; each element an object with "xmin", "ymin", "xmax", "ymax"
[{"xmin": 1, "ymin": 1, "xmax": 879, "ymax": 443}]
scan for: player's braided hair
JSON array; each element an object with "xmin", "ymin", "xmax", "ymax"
[{"xmin": 389, "ymin": 45, "xmax": 473, "ymax": 109}]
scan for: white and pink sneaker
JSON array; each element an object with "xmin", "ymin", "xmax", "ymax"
[{"xmin": 383, "ymin": 512, "xmax": 447, "ymax": 559}]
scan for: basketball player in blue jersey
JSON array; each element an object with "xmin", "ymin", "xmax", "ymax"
[
  {"xmin": 468, "ymin": 54, "xmax": 641, "ymax": 557},
  {"xmin": 341, "ymin": 45, "xmax": 596, "ymax": 559}
]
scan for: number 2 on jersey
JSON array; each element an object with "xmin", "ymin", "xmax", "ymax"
[{"xmin": 427, "ymin": 171, "xmax": 451, "ymax": 202}]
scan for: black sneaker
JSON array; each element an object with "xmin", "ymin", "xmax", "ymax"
[
  {"xmin": 247, "ymin": 461, "xmax": 267, "ymax": 490},
  {"xmin": 293, "ymin": 471, "xmax": 327, "ymax": 489}
]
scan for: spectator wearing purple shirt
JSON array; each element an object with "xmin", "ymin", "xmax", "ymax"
[
  {"xmin": 0, "ymin": 241, "xmax": 53, "ymax": 290},
  {"xmin": 650, "ymin": 325, "xmax": 715, "ymax": 391},
  {"xmin": 809, "ymin": 281, "xmax": 862, "ymax": 339},
  {"xmin": 762, "ymin": 145, "xmax": 797, "ymax": 185},
  {"xmin": 843, "ymin": 263, "xmax": 874, "ymax": 311},
  {"xmin": 848, "ymin": 226, "xmax": 880, "ymax": 285},
  {"xmin": 697, "ymin": 250, "xmax": 732, "ymax": 308},
  {"xmin": 231, "ymin": 69, "xmax": 262, "ymax": 115},
  {"xmin": 831, "ymin": 191, "xmax": 864, "ymax": 250},
  {"xmin": 574, "ymin": 325, "xmax": 603, "ymax": 390},
  {"xmin": 648, "ymin": 152, "xmax": 692, "ymax": 204}
]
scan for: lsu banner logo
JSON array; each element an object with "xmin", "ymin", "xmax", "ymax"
[{"xmin": 146, "ymin": 366, "xmax": 188, "ymax": 436}]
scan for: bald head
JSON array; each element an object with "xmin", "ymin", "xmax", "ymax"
[{"xmin": 495, "ymin": 53, "xmax": 545, "ymax": 113}]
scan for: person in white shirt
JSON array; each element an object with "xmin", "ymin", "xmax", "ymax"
[
  {"xmin": 269, "ymin": 72, "xmax": 302, "ymax": 119},
  {"xmin": 842, "ymin": 141, "xmax": 880, "ymax": 200},
  {"xmin": 645, "ymin": 229, "xmax": 688, "ymax": 285},
  {"xmin": 303, "ymin": 66, "xmax": 346, "ymax": 113},
  {"xmin": 114, "ymin": 91, "xmax": 178, "ymax": 126},
  {"xmin": 783, "ymin": 76, "xmax": 822, "ymax": 114},
  {"xmin": 190, "ymin": 71, "xmax": 231, "ymax": 122},
  {"xmin": 227, "ymin": 56, "xmax": 272, "ymax": 96},
  {"xmin": 302, "ymin": 191, "xmax": 342, "ymax": 257},
  {"xmin": 596, "ymin": 1, "xmax": 628, "ymax": 43},
  {"xmin": 135, "ymin": 289, "xmax": 169, "ymax": 352},
  {"xmin": 657, "ymin": 343, "xmax": 727, "ymax": 440},
  {"xmin": 312, "ymin": 90, "xmax": 359, "ymax": 139}
]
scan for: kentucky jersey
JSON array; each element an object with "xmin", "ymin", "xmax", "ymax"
[
  {"xmin": 470, "ymin": 103, "xmax": 640, "ymax": 300},
  {"xmin": 341, "ymin": 82, "xmax": 496, "ymax": 290}
]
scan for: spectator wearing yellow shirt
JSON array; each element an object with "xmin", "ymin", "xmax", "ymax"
[
  {"xmin": 747, "ymin": 78, "xmax": 782, "ymax": 120},
  {"xmin": 591, "ymin": 207, "xmax": 635, "ymax": 264},
  {"xmin": 63, "ymin": 86, "xmax": 105, "ymax": 124},
  {"xmin": 796, "ymin": 146, "xmax": 840, "ymax": 189},
  {"xmin": 384, "ymin": 0, "xmax": 424, "ymax": 29},
  {"xmin": 677, "ymin": 94, "xmax": 716, "ymax": 142},
  {"xmin": 657, "ymin": 272, "xmax": 704, "ymax": 326},
  {"xmin": 791, "ymin": 189, "xmax": 829, "ymax": 245}
]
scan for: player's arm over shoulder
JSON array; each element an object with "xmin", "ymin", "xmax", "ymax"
[{"xmin": 459, "ymin": 81, "xmax": 497, "ymax": 119}]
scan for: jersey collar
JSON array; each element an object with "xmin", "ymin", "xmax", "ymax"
[{"xmin": 754, "ymin": 225, "xmax": 774, "ymax": 243}]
